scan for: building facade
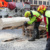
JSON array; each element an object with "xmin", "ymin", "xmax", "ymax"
[
  {"xmin": 28, "ymin": 0, "xmax": 49, "ymax": 9},
  {"xmin": 13, "ymin": 0, "xmax": 49, "ymax": 6},
  {"xmin": 12, "ymin": 0, "xmax": 50, "ymax": 9},
  {"xmin": 12, "ymin": 0, "xmax": 29, "ymax": 2},
  {"xmin": 29, "ymin": 0, "xmax": 49, "ymax": 6}
]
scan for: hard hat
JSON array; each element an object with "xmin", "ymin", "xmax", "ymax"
[
  {"xmin": 37, "ymin": 5, "xmax": 47, "ymax": 14},
  {"xmin": 24, "ymin": 11, "xmax": 30, "ymax": 17}
]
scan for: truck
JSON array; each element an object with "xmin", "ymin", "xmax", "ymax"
[{"xmin": 0, "ymin": 0, "xmax": 30, "ymax": 18}]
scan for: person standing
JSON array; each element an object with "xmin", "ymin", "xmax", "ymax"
[{"xmin": 37, "ymin": 5, "xmax": 50, "ymax": 50}]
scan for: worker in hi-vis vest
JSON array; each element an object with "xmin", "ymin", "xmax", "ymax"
[
  {"xmin": 37, "ymin": 5, "xmax": 50, "ymax": 50},
  {"xmin": 24, "ymin": 10, "xmax": 42, "ymax": 41}
]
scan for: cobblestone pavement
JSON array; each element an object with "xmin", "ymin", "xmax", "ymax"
[{"xmin": 0, "ymin": 29, "xmax": 47, "ymax": 50}]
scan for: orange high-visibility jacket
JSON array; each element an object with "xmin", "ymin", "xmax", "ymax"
[
  {"xmin": 0, "ymin": 0, "xmax": 8, "ymax": 7},
  {"xmin": 0, "ymin": 1, "xmax": 3, "ymax": 7}
]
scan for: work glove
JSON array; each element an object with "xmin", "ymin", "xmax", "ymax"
[{"xmin": 24, "ymin": 22, "xmax": 29, "ymax": 27}]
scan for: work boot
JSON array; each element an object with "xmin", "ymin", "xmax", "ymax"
[
  {"xmin": 28, "ymin": 33, "xmax": 35, "ymax": 41},
  {"xmin": 36, "ymin": 36, "xmax": 40, "ymax": 39},
  {"xmin": 28, "ymin": 38, "xmax": 35, "ymax": 41}
]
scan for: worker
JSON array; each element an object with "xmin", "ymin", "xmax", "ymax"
[
  {"xmin": 24, "ymin": 10, "xmax": 42, "ymax": 41},
  {"xmin": 37, "ymin": 5, "xmax": 50, "ymax": 50}
]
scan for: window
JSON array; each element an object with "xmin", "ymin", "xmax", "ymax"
[
  {"xmin": 13, "ymin": 0, "xmax": 17, "ymax": 2},
  {"xmin": 39, "ymin": 1, "xmax": 42, "ymax": 5},
  {"xmin": 29, "ymin": 0, "xmax": 33, "ymax": 4},
  {"xmin": 23, "ymin": 0, "xmax": 25, "ymax": 2},
  {"xmin": 47, "ymin": 2, "xmax": 49, "ymax": 5},
  {"xmin": 34, "ymin": 0, "xmax": 37, "ymax": 4},
  {"xmin": 43, "ymin": 1, "xmax": 46, "ymax": 5},
  {"xmin": 20, "ymin": 0, "xmax": 22, "ymax": 2},
  {"xmin": 5, "ymin": 0, "xmax": 12, "ymax": 2},
  {"xmin": 13, "ymin": 0, "xmax": 15, "ymax": 2},
  {"xmin": 26, "ymin": 0, "xmax": 28, "ymax": 2},
  {"xmin": 16, "ymin": 0, "xmax": 17, "ymax": 2}
]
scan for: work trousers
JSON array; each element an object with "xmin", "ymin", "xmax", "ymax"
[
  {"xmin": 33, "ymin": 22, "xmax": 41, "ymax": 38},
  {"xmin": 45, "ymin": 38, "xmax": 50, "ymax": 50}
]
